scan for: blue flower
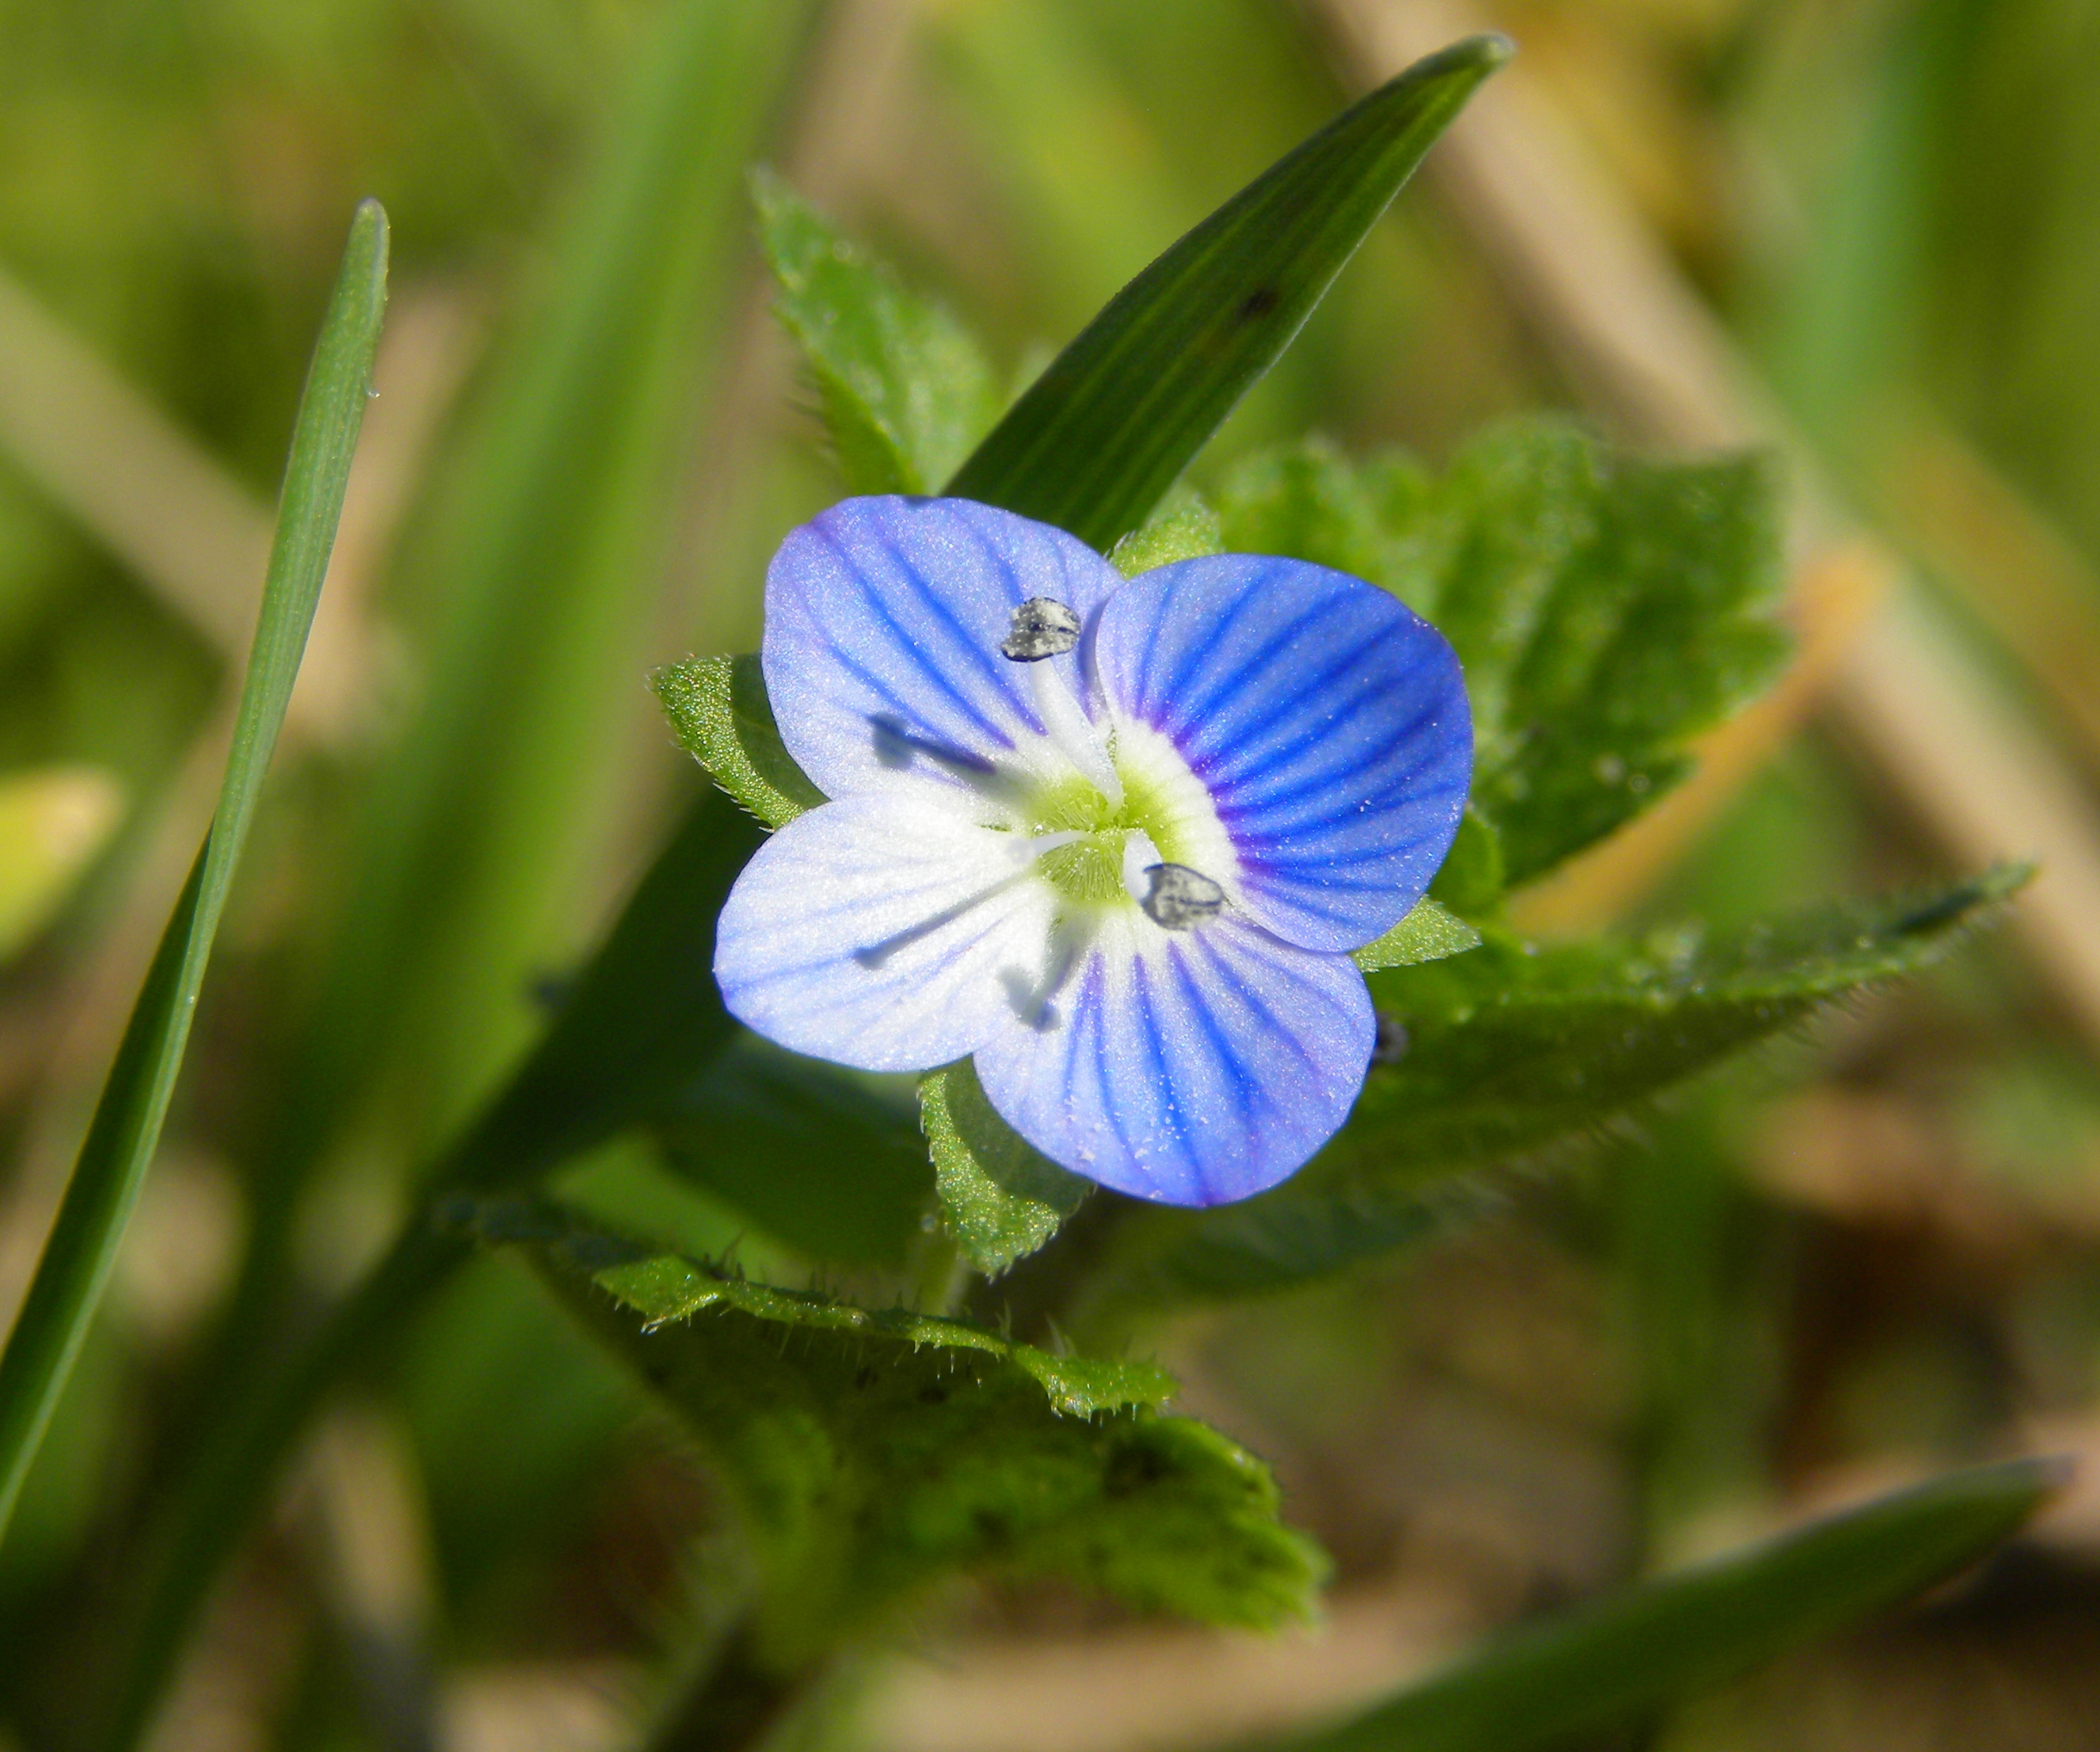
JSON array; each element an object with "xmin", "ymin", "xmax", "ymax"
[{"xmin": 715, "ymin": 496, "xmax": 1471, "ymax": 1207}]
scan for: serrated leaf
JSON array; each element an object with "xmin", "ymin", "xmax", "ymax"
[
  {"xmin": 1351, "ymin": 899, "xmax": 1481, "ymax": 973},
  {"xmin": 1266, "ymin": 1458, "xmax": 2061, "ymax": 1752},
  {"xmin": 754, "ymin": 171, "xmax": 1001, "ymax": 495},
  {"xmin": 922, "ymin": 1060, "xmax": 1092, "ymax": 1276},
  {"xmin": 656, "ymin": 1032, "xmax": 930, "ymax": 1269},
  {"xmin": 653, "ymin": 654, "xmax": 826, "ymax": 829},
  {"xmin": 1322, "ymin": 868, "xmax": 2027, "ymax": 1184},
  {"xmin": 1106, "ymin": 495, "xmax": 1225, "ymax": 577},
  {"xmin": 1214, "ymin": 423, "xmax": 1790, "ymax": 889},
  {"xmin": 947, "ymin": 35, "xmax": 1508, "ymax": 550},
  {"xmin": 0, "ymin": 204, "xmax": 387, "ymax": 1545},
  {"xmin": 459, "ymin": 1197, "xmax": 1325, "ymax": 1668}
]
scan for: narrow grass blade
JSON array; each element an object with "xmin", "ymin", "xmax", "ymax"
[
  {"xmin": 0, "ymin": 201, "xmax": 387, "ymax": 1544},
  {"xmin": 945, "ymin": 34, "xmax": 1508, "ymax": 549},
  {"xmin": 1265, "ymin": 1458, "xmax": 2062, "ymax": 1752}
]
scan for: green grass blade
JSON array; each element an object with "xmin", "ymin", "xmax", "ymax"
[
  {"xmin": 1264, "ymin": 1459, "xmax": 2061, "ymax": 1752},
  {"xmin": 0, "ymin": 200, "xmax": 387, "ymax": 1545},
  {"xmin": 944, "ymin": 34, "xmax": 1508, "ymax": 550}
]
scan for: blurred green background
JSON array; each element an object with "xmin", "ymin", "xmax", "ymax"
[{"xmin": 7, "ymin": 0, "xmax": 2100, "ymax": 1748}]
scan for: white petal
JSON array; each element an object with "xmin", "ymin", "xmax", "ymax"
[{"xmin": 715, "ymin": 793, "xmax": 1056, "ymax": 1073}]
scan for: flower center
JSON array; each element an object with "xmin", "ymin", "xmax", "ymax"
[{"xmin": 996, "ymin": 597, "xmax": 1238, "ymax": 929}]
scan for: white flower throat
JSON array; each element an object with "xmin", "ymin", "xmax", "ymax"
[{"xmin": 992, "ymin": 597, "xmax": 1230, "ymax": 930}]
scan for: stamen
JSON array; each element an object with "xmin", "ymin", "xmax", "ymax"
[
  {"xmin": 1000, "ymin": 597, "xmax": 1082, "ymax": 661},
  {"xmin": 1139, "ymin": 862, "xmax": 1225, "ymax": 931},
  {"xmin": 1025, "ymin": 829, "xmax": 1085, "ymax": 858},
  {"xmin": 1026, "ymin": 650, "xmax": 1123, "ymax": 808},
  {"xmin": 1006, "ymin": 913, "xmax": 1096, "ymax": 1030}
]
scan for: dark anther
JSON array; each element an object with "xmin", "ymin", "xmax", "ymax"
[
  {"xmin": 1001, "ymin": 596, "xmax": 1082, "ymax": 661},
  {"xmin": 1140, "ymin": 863, "xmax": 1225, "ymax": 930},
  {"xmin": 1372, "ymin": 1011, "xmax": 1410, "ymax": 1065}
]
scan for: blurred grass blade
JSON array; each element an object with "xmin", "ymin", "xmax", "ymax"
[
  {"xmin": 283, "ymin": 0, "xmax": 826, "ymax": 1170},
  {"xmin": 103, "ymin": 0, "xmax": 824, "ymax": 1735},
  {"xmin": 1267, "ymin": 1458, "xmax": 2062, "ymax": 1752},
  {"xmin": 945, "ymin": 34, "xmax": 1508, "ymax": 549},
  {"xmin": 0, "ymin": 201, "xmax": 387, "ymax": 1546}
]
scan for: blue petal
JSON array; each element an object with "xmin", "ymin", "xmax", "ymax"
[
  {"xmin": 764, "ymin": 496, "xmax": 1125, "ymax": 802},
  {"xmin": 971, "ymin": 911, "xmax": 1373, "ymax": 1206},
  {"xmin": 1095, "ymin": 556, "xmax": 1472, "ymax": 952},
  {"xmin": 715, "ymin": 792, "xmax": 1057, "ymax": 1073}
]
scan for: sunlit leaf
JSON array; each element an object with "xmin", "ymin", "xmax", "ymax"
[
  {"xmin": 653, "ymin": 654, "xmax": 825, "ymax": 830},
  {"xmin": 1106, "ymin": 495, "xmax": 1225, "ymax": 576},
  {"xmin": 1351, "ymin": 898, "xmax": 1481, "ymax": 973},
  {"xmin": 922, "ymin": 1059, "xmax": 1092, "ymax": 1276},
  {"xmin": 460, "ymin": 1196, "xmax": 1326, "ymax": 1669},
  {"xmin": 755, "ymin": 170, "xmax": 1002, "ymax": 494},
  {"xmin": 1214, "ymin": 424, "xmax": 1790, "ymax": 888},
  {"xmin": 1073, "ymin": 870, "xmax": 2023, "ymax": 1320},
  {"xmin": 1328, "ymin": 868, "xmax": 2027, "ymax": 1183}
]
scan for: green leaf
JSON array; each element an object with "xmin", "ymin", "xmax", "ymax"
[
  {"xmin": 1106, "ymin": 495, "xmax": 1225, "ymax": 577},
  {"xmin": 753, "ymin": 169, "xmax": 1001, "ymax": 495},
  {"xmin": 946, "ymin": 35, "xmax": 1509, "ymax": 550},
  {"xmin": 460, "ymin": 1197, "xmax": 1325, "ymax": 1669},
  {"xmin": 653, "ymin": 654, "xmax": 826, "ymax": 830},
  {"xmin": 1324, "ymin": 868, "xmax": 2027, "ymax": 1183},
  {"xmin": 1265, "ymin": 1458, "xmax": 2061, "ymax": 1752},
  {"xmin": 1351, "ymin": 898, "xmax": 1481, "ymax": 973},
  {"xmin": 1213, "ymin": 423, "xmax": 1790, "ymax": 888},
  {"xmin": 922, "ymin": 1060, "xmax": 1092, "ymax": 1276},
  {"xmin": 655, "ymin": 1033, "xmax": 930, "ymax": 1269},
  {"xmin": 0, "ymin": 202, "xmax": 388, "ymax": 1546}
]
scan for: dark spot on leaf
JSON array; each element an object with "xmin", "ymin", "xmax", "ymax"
[
  {"xmin": 918, "ymin": 1384, "xmax": 949, "ymax": 1406},
  {"xmin": 1236, "ymin": 286, "xmax": 1281, "ymax": 323}
]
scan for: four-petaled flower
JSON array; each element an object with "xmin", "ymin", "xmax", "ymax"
[{"xmin": 715, "ymin": 496, "xmax": 1471, "ymax": 1207}]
